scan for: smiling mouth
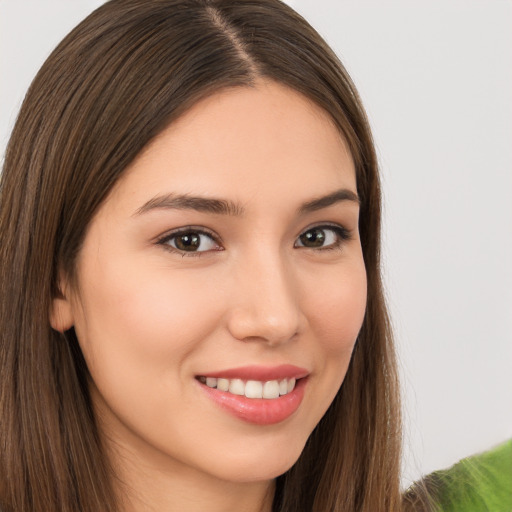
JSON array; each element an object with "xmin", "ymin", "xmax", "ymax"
[
  {"xmin": 197, "ymin": 376, "xmax": 297, "ymax": 399},
  {"xmin": 196, "ymin": 369, "xmax": 308, "ymax": 424}
]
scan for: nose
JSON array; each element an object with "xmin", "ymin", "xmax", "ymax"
[{"xmin": 226, "ymin": 251, "xmax": 304, "ymax": 346}]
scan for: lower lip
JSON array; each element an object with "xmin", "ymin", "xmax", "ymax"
[{"xmin": 198, "ymin": 378, "xmax": 307, "ymax": 425}]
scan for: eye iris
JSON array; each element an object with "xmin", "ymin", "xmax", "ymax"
[
  {"xmin": 175, "ymin": 233, "xmax": 201, "ymax": 251},
  {"xmin": 300, "ymin": 228, "xmax": 326, "ymax": 247}
]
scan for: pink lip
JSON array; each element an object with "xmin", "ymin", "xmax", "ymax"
[
  {"xmin": 198, "ymin": 377, "xmax": 307, "ymax": 425},
  {"xmin": 198, "ymin": 364, "xmax": 309, "ymax": 381},
  {"xmin": 196, "ymin": 365, "xmax": 309, "ymax": 426}
]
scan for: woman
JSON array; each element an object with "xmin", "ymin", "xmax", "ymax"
[{"xmin": 0, "ymin": 1, "xmax": 402, "ymax": 511}]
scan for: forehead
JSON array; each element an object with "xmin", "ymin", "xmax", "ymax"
[{"xmin": 107, "ymin": 80, "xmax": 356, "ymax": 213}]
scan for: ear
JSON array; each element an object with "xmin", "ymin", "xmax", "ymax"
[{"xmin": 49, "ymin": 273, "xmax": 75, "ymax": 333}]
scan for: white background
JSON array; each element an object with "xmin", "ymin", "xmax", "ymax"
[{"xmin": 1, "ymin": 0, "xmax": 511, "ymax": 487}]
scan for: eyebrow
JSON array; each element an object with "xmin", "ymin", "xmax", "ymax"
[
  {"xmin": 298, "ymin": 188, "xmax": 360, "ymax": 213},
  {"xmin": 133, "ymin": 188, "xmax": 360, "ymax": 217},
  {"xmin": 134, "ymin": 194, "xmax": 245, "ymax": 217}
]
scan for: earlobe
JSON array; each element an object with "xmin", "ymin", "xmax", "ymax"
[{"xmin": 49, "ymin": 277, "xmax": 75, "ymax": 333}]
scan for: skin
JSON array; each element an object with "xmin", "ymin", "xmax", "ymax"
[{"xmin": 51, "ymin": 80, "xmax": 367, "ymax": 512}]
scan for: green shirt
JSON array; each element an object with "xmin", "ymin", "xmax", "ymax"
[{"xmin": 430, "ymin": 439, "xmax": 512, "ymax": 512}]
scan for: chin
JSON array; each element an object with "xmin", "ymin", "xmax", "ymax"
[{"xmin": 202, "ymin": 437, "xmax": 307, "ymax": 484}]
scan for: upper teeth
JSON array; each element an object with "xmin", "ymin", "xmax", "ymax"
[{"xmin": 199, "ymin": 377, "xmax": 296, "ymax": 399}]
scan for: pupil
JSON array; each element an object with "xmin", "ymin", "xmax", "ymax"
[
  {"xmin": 301, "ymin": 229, "xmax": 325, "ymax": 247},
  {"xmin": 175, "ymin": 233, "xmax": 200, "ymax": 251}
]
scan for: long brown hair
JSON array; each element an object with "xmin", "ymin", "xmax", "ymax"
[{"xmin": 0, "ymin": 1, "xmax": 401, "ymax": 510}]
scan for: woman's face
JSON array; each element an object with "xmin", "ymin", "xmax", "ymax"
[{"xmin": 52, "ymin": 81, "xmax": 367, "ymax": 484}]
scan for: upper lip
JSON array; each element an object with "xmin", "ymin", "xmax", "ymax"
[{"xmin": 198, "ymin": 364, "xmax": 309, "ymax": 381}]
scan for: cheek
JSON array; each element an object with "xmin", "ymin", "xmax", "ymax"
[
  {"xmin": 302, "ymin": 254, "xmax": 367, "ymax": 417},
  {"xmin": 292, "ymin": 256, "xmax": 367, "ymax": 442},
  {"xmin": 71, "ymin": 260, "xmax": 229, "ymax": 441},
  {"xmin": 306, "ymin": 259, "xmax": 367, "ymax": 354},
  {"xmin": 72, "ymin": 258, "xmax": 226, "ymax": 386}
]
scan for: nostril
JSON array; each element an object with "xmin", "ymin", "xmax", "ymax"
[{"xmin": 226, "ymin": 307, "xmax": 301, "ymax": 346}]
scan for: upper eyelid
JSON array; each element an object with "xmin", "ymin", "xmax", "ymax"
[
  {"xmin": 156, "ymin": 227, "xmax": 223, "ymax": 257},
  {"xmin": 297, "ymin": 222, "xmax": 350, "ymax": 236},
  {"xmin": 155, "ymin": 226, "xmax": 222, "ymax": 244},
  {"xmin": 294, "ymin": 224, "xmax": 351, "ymax": 252}
]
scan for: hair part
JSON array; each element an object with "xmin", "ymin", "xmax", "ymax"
[{"xmin": 0, "ymin": 1, "xmax": 402, "ymax": 511}]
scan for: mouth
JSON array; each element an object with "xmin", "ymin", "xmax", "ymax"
[
  {"xmin": 195, "ymin": 365, "xmax": 309, "ymax": 425},
  {"xmin": 196, "ymin": 375, "xmax": 298, "ymax": 399}
]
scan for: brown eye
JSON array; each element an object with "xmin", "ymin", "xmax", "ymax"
[
  {"xmin": 174, "ymin": 233, "xmax": 201, "ymax": 251},
  {"xmin": 299, "ymin": 228, "xmax": 326, "ymax": 247},
  {"xmin": 163, "ymin": 230, "xmax": 220, "ymax": 253},
  {"xmin": 295, "ymin": 225, "xmax": 349, "ymax": 249}
]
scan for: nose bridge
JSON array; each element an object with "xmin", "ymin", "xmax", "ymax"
[{"xmin": 227, "ymin": 245, "xmax": 302, "ymax": 345}]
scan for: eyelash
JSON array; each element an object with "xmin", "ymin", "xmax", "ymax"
[
  {"xmin": 295, "ymin": 224, "xmax": 351, "ymax": 251},
  {"xmin": 156, "ymin": 226, "xmax": 222, "ymax": 257},
  {"xmin": 156, "ymin": 224, "xmax": 351, "ymax": 257}
]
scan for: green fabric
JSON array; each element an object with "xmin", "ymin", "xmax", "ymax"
[{"xmin": 430, "ymin": 439, "xmax": 512, "ymax": 512}]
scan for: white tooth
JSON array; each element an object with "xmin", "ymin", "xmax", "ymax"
[
  {"xmin": 229, "ymin": 378, "xmax": 245, "ymax": 396},
  {"xmin": 206, "ymin": 377, "xmax": 217, "ymax": 388},
  {"xmin": 262, "ymin": 380, "xmax": 280, "ymax": 399},
  {"xmin": 287, "ymin": 378, "xmax": 296, "ymax": 393},
  {"xmin": 217, "ymin": 378, "xmax": 229, "ymax": 391},
  {"xmin": 245, "ymin": 380, "xmax": 263, "ymax": 398},
  {"xmin": 279, "ymin": 379, "xmax": 288, "ymax": 396}
]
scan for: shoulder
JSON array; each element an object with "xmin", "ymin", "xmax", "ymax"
[{"xmin": 423, "ymin": 439, "xmax": 512, "ymax": 512}]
